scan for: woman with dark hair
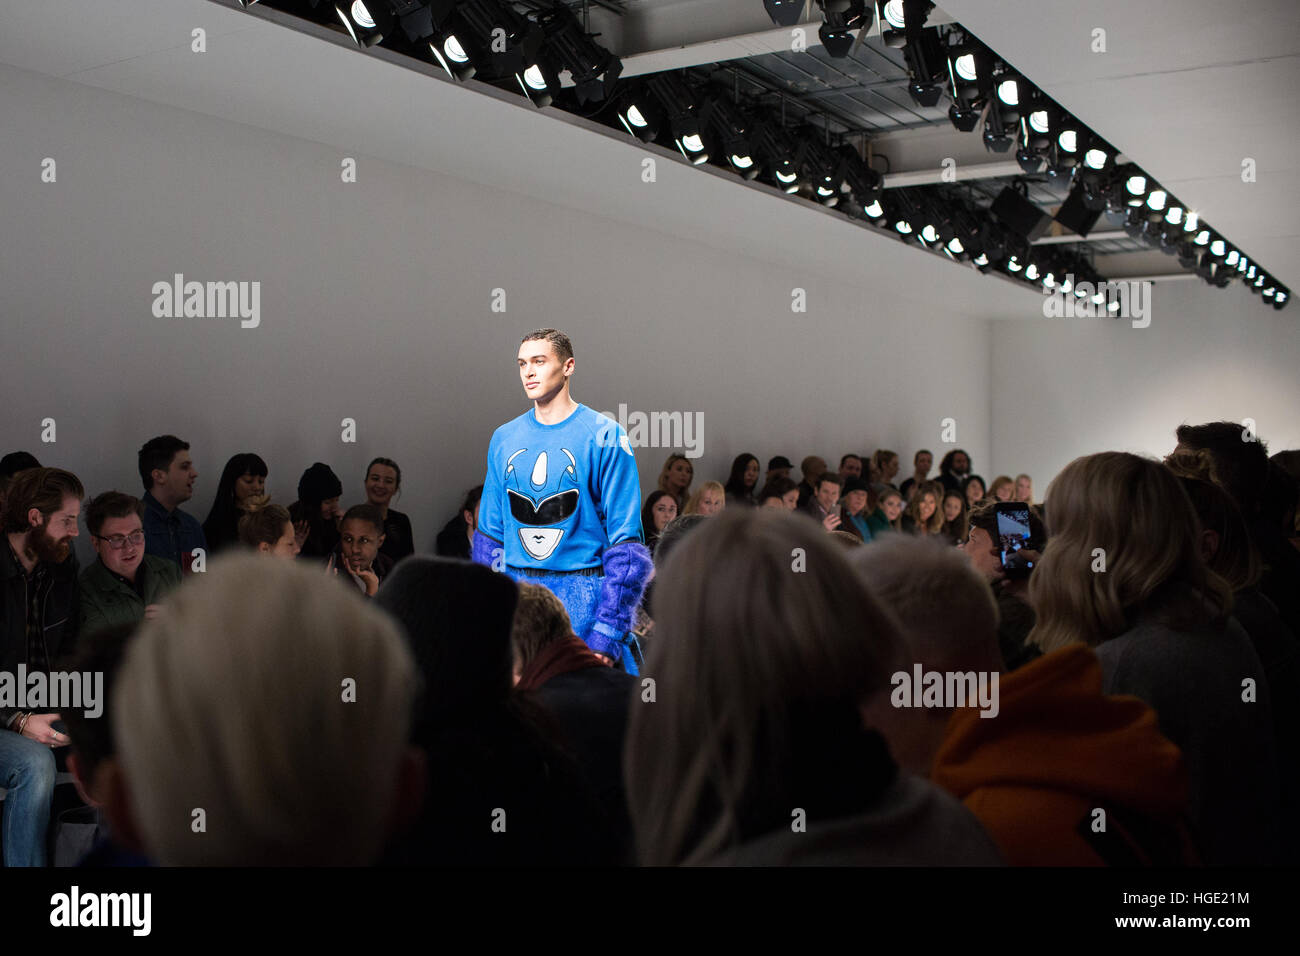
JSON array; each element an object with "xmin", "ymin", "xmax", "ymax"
[
  {"xmin": 641, "ymin": 490, "xmax": 678, "ymax": 554},
  {"xmin": 364, "ymin": 457, "xmax": 414, "ymax": 563},
  {"xmin": 866, "ymin": 487, "xmax": 905, "ymax": 537},
  {"xmin": 434, "ymin": 484, "xmax": 483, "ymax": 560},
  {"xmin": 757, "ymin": 476, "xmax": 800, "ymax": 510},
  {"xmin": 722, "ymin": 453, "xmax": 760, "ymax": 507},
  {"xmin": 900, "ymin": 481, "xmax": 944, "ymax": 537},
  {"xmin": 624, "ymin": 509, "xmax": 1002, "ymax": 865},
  {"xmin": 289, "ymin": 462, "xmax": 343, "ymax": 562},
  {"xmin": 962, "ymin": 474, "xmax": 987, "ymax": 508},
  {"xmin": 202, "ymin": 453, "xmax": 269, "ymax": 554},
  {"xmin": 940, "ymin": 489, "xmax": 969, "ymax": 545},
  {"xmin": 374, "ymin": 557, "xmax": 617, "ymax": 865}
]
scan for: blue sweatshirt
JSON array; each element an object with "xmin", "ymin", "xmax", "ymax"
[{"xmin": 478, "ymin": 404, "xmax": 644, "ymax": 572}]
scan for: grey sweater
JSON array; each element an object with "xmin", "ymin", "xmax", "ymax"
[{"xmin": 1095, "ymin": 614, "xmax": 1283, "ymax": 865}]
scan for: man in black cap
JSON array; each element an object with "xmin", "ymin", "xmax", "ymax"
[
  {"xmin": 290, "ymin": 463, "xmax": 344, "ymax": 562},
  {"xmin": 765, "ymin": 456, "xmax": 793, "ymax": 488}
]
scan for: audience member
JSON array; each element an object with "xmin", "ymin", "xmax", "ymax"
[
  {"xmin": 803, "ymin": 473, "xmax": 843, "ymax": 532},
  {"xmin": 871, "ymin": 449, "xmax": 900, "ymax": 487},
  {"xmin": 683, "ymin": 480, "xmax": 725, "ymax": 517},
  {"xmin": 899, "ymin": 449, "xmax": 933, "ymax": 501},
  {"xmin": 1014, "ymin": 473, "xmax": 1034, "ymax": 505},
  {"xmin": 364, "ymin": 457, "xmax": 415, "ymax": 563},
  {"xmin": 641, "ymin": 489, "xmax": 678, "ymax": 553},
  {"xmin": 102, "ymin": 555, "xmax": 423, "ymax": 865},
  {"xmin": 838, "ymin": 454, "xmax": 863, "ymax": 482},
  {"xmin": 0, "ymin": 452, "xmax": 41, "ymax": 516},
  {"xmin": 939, "ymin": 449, "xmax": 972, "ymax": 492},
  {"xmin": 434, "ymin": 484, "xmax": 482, "ymax": 560},
  {"xmin": 624, "ymin": 509, "xmax": 1002, "ymax": 865},
  {"xmin": 839, "ymin": 477, "xmax": 873, "ymax": 541},
  {"xmin": 511, "ymin": 582, "xmax": 636, "ymax": 862},
  {"xmin": 657, "ymin": 453, "xmax": 694, "ymax": 511},
  {"xmin": 765, "ymin": 456, "xmax": 793, "ymax": 486},
  {"xmin": 290, "ymin": 462, "xmax": 344, "ymax": 561},
  {"xmin": 959, "ymin": 499, "xmax": 1044, "ymax": 672},
  {"xmin": 723, "ymin": 453, "xmax": 760, "ymax": 507},
  {"xmin": 941, "ymin": 490, "xmax": 969, "ymax": 545},
  {"xmin": 1, "ymin": 467, "xmax": 83, "ymax": 866},
  {"xmin": 237, "ymin": 502, "xmax": 299, "ymax": 558},
  {"xmin": 374, "ymin": 557, "xmax": 617, "ymax": 866},
  {"xmin": 328, "ymin": 504, "xmax": 394, "ymax": 598},
  {"xmin": 757, "ymin": 476, "xmax": 799, "ymax": 510},
  {"xmin": 137, "ymin": 435, "xmax": 205, "ymax": 572},
  {"xmin": 962, "ymin": 474, "xmax": 987, "ymax": 508},
  {"xmin": 901, "ymin": 481, "xmax": 944, "ymax": 537},
  {"xmin": 201, "ymin": 452, "xmax": 268, "ymax": 555},
  {"xmin": 988, "ymin": 475, "xmax": 1015, "ymax": 502},
  {"xmin": 855, "ymin": 536, "xmax": 1195, "ymax": 866},
  {"xmin": 796, "ymin": 456, "xmax": 826, "ymax": 510},
  {"xmin": 1027, "ymin": 451, "xmax": 1283, "ymax": 865},
  {"xmin": 866, "ymin": 487, "xmax": 904, "ymax": 537},
  {"xmin": 79, "ymin": 492, "xmax": 182, "ymax": 638}
]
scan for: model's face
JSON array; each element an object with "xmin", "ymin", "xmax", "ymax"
[
  {"xmin": 965, "ymin": 481, "xmax": 985, "ymax": 506},
  {"xmin": 698, "ymin": 489, "xmax": 725, "ymax": 516},
  {"xmin": 339, "ymin": 518, "xmax": 383, "ymax": 571},
  {"xmin": 960, "ymin": 526, "xmax": 1001, "ymax": 581},
  {"xmin": 952, "ymin": 453, "xmax": 970, "ymax": 474},
  {"xmin": 234, "ymin": 472, "xmax": 265, "ymax": 505},
  {"xmin": 782, "ymin": 488, "xmax": 799, "ymax": 511},
  {"xmin": 846, "ymin": 490, "xmax": 868, "ymax": 516},
  {"xmin": 916, "ymin": 452, "xmax": 933, "ymax": 474},
  {"xmin": 262, "ymin": 521, "xmax": 299, "ymax": 559},
  {"xmin": 669, "ymin": 459, "xmax": 693, "ymax": 490},
  {"xmin": 652, "ymin": 495, "xmax": 677, "ymax": 531},
  {"xmin": 518, "ymin": 342, "xmax": 571, "ymax": 403},
  {"xmin": 882, "ymin": 494, "xmax": 904, "ymax": 522},
  {"xmin": 840, "ymin": 457, "xmax": 862, "ymax": 479},
  {"xmin": 365, "ymin": 464, "xmax": 399, "ymax": 506},
  {"xmin": 93, "ymin": 514, "xmax": 143, "ymax": 578},
  {"xmin": 816, "ymin": 482, "xmax": 841, "ymax": 512},
  {"xmin": 1015, "ymin": 476, "xmax": 1032, "ymax": 501},
  {"xmin": 743, "ymin": 459, "xmax": 759, "ymax": 486},
  {"xmin": 917, "ymin": 492, "xmax": 937, "ymax": 522},
  {"xmin": 155, "ymin": 451, "xmax": 198, "ymax": 503},
  {"xmin": 943, "ymin": 495, "xmax": 963, "ymax": 522}
]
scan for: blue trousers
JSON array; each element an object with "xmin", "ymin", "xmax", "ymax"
[
  {"xmin": 0, "ymin": 730, "xmax": 56, "ymax": 866},
  {"xmin": 506, "ymin": 568, "xmax": 640, "ymax": 675}
]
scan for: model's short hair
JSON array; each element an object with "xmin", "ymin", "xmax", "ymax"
[
  {"xmin": 112, "ymin": 555, "xmax": 417, "ymax": 865},
  {"xmin": 137, "ymin": 435, "xmax": 189, "ymax": 492},
  {"xmin": 237, "ymin": 503, "xmax": 293, "ymax": 547},
  {"xmin": 510, "ymin": 582, "xmax": 573, "ymax": 673},
  {"xmin": 341, "ymin": 503, "xmax": 385, "ymax": 536},
  {"xmin": 520, "ymin": 328, "xmax": 573, "ymax": 362},
  {"xmin": 2, "ymin": 467, "xmax": 85, "ymax": 534},
  {"xmin": 85, "ymin": 491, "xmax": 144, "ymax": 537}
]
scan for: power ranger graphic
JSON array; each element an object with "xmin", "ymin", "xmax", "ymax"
[{"xmin": 473, "ymin": 405, "xmax": 652, "ymax": 673}]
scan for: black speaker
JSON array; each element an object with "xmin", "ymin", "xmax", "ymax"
[
  {"xmin": 1055, "ymin": 181, "xmax": 1103, "ymax": 237},
  {"xmin": 990, "ymin": 186, "xmax": 1051, "ymax": 241}
]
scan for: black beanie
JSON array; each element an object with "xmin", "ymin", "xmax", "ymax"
[{"xmin": 297, "ymin": 462, "xmax": 343, "ymax": 505}]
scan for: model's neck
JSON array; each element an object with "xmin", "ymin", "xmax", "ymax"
[
  {"xmin": 534, "ymin": 391, "xmax": 578, "ymax": 425},
  {"xmin": 6, "ymin": 532, "xmax": 37, "ymax": 574}
]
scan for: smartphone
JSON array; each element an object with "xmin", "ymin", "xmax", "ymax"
[{"xmin": 994, "ymin": 502, "xmax": 1037, "ymax": 578}]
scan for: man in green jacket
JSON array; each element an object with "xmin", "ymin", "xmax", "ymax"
[{"xmin": 79, "ymin": 491, "xmax": 181, "ymax": 638}]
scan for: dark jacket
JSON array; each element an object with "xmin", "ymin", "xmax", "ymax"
[
  {"xmin": 141, "ymin": 491, "xmax": 206, "ymax": 571},
  {"xmin": 1, "ymin": 541, "xmax": 80, "ymax": 728},
  {"xmin": 378, "ymin": 509, "xmax": 414, "ymax": 563},
  {"xmin": 995, "ymin": 589, "xmax": 1041, "ymax": 672},
  {"xmin": 434, "ymin": 516, "xmax": 471, "ymax": 560},
  {"xmin": 78, "ymin": 555, "xmax": 182, "ymax": 638}
]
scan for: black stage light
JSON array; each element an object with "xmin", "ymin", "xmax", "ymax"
[
  {"xmin": 616, "ymin": 86, "xmax": 664, "ymax": 142},
  {"xmin": 335, "ymin": 0, "xmax": 396, "ymax": 46},
  {"xmin": 796, "ymin": 133, "xmax": 849, "ymax": 206},
  {"xmin": 841, "ymin": 145, "xmax": 883, "ymax": 207},
  {"xmin": 702, "ymin": 97, "xmax": 759, "ymax": 179},
  {"xmin": 646, "ymin": 75, "xmax": 709, "ymax": 163},
  {"xmin": 765, "ymin": 0, "xmax": 807, "ymax": 27},
  {"xmin": 535, "ymin": 2, "xmax": 622, "ymax": 105},
  {"xmin": 753, "ymin": 119, "xmax": 801, "ymax": 192},
  {"xmin": 818, "ymin": 1, "xmax": 872, "ymax": 58}
]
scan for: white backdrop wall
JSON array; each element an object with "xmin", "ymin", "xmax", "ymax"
[
  {"xmin": 991, "ymin": 278, "xmax": 1300, "ymax": 499},
  {"xmin": 1, "ymin": 62, "xmax": 995, "ymax": 562}
]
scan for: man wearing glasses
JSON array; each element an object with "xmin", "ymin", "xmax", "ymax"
[
  {"xmin": 1, "ymin": 466, "xmax": 84, "ymax": 866},
  {"xmin": 78, "ymin": 491, "xmax": 182, "ymax": 638}
]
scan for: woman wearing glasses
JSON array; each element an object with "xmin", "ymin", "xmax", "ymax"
[{"xmin": 79, "ymin": 491, "xmax": 182, "ymax": 638}]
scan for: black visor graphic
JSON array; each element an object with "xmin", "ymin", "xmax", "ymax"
[{"xmin": 509, "ymin": 488, "xmax": 579, "ymax": 526}]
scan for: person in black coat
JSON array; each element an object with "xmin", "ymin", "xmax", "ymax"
[{"xmin": 202, "ymin": 452, "xmax": 269, "ymax": 555}]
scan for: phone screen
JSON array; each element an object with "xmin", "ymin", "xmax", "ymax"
[{"xmin": 995, "ymin": 503, "xmax": 1034, "ymax": 574}]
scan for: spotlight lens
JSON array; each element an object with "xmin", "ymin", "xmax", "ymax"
[
  {"xmin": 947, "ymin": 237, "xmax": 964, "ymax": 253},
  {"xmin": 776, "ymin": 169, "xmax": 798, "ymax": 184},
  {"xmin": 1193, "ymin": 230, "xmax": 1210, "ymax": 245},
  {"xmin": 1209, "ymin": 239, "xmax": 1226, "ymax": 256},
  {"xmin": 973, "ymin": 253, "xmax": 989, "ymax": 266},
  {"xmin": 996, "ymin": 79, "xmax": 1019, "ymax": 106},
  {"xmin": 1058, "ymin": 130, "xmax": 1078, "ymax": 153},
  {"xmin": 1061, "ymin": 278, "xmax": 1073, "ymax": 294},
  {"xmin": 681, "ymin": 133, "xmax": 703, "ymax": 152},
  {"xmin": 1183, "ymin": 211, "xmax": 1199, "ymax": 232},
  {"xmin": 1125, "ymin": 175, "xmax": 1147, "ymax": 195},
  {"xmin": 1042, "ymin": 271, "xmax": 1053, "ymax": 286},
  {"xmin": 895, "ymin": 220, "xmax": 913, "ymax": 234},
  {"xmin": 1084, "ymin": 148, "xmax": 1108, "ymax": 168},
  {"xmin": 1028, "ymin": 110, "xmax": 1049, "ymax": 133},
  {"xmin": 1007, "ymin": 257, "xmax": 1023, "ymax": 272},
  {"xmin": 1247, "ymin": 265, "xmax": 1257, "ymax": 278},
  {"xmin": 1264, "ymin": 286, "xmax": 1275, "ymax": 297},
  {"xmin": 921, "ymin": 225, "xmax": 939, "ymax": 242},
  {"xmin": 1024, "ymin": 263, "xmax": 1039, "ymax": 280},
  {"xmin": 818, "ymin": 186, "xmax": 835, "ymax": 197},
  {"xmin": 1092, "ymin": 292, "xmax": 1104, "ymax": 304},
  {"xmin": 884, "ymin": 0, "xmax": 906, "ymax": 29},
  {"xmin": 1146, "ymin": 190, "xmax": 1167, "ymax": 211},
  {"xmin": 1108, "ymin": 299, "xmax": 1120, "ymax": 311},
  {"xmin": 731, "ymin": 154, "xmax": 754, "ymax": 169},
  {"xmin": 1165, "ymin": 206, "xmax": 1184, "ymax": 225},
  {"xmin": 351, "ymin": 0, "xmax": 375, "ymax": 29},
  {"xmin": 1276, "ymin": 292, "xmax": 1288, "ymax": 303},
  {"xmin": 1254, "ymin": 275, "xmax": 1265, "ymax": 287},
  {"xmin": 864, "ymin": 199, "xmax": 883, "ymax": 217},
  {"xmin": 523, "ymin": 65, "xmax": 547, "ymax": 90},
  {"xmin": 625, "ymin": 105, "xmax": 647, "ymax": 128},
  {"xmin": 445, "ymin": 35, "xmax": 469, "ymax": 63},
  {"xmin": 954, "ymin": 54, "xmax": 977, "ymax": 81}
]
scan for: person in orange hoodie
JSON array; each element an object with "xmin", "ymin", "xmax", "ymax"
[{"xmin": 852, "ymin": 535, "xmax": 1196, "ymax": 866}]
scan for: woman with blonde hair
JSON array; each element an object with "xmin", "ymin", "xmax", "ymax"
[
  {"xmin": 657, "ymin": 453, "xmax": 694, "ymax": 510},
  {"xmin": 988, "ymin": 475, "xmax": 1015, "ymax": 502},
  {"xmin": 624, "ymin": 509, "xmax": 1002, "ymax": 866},
  {"xmin": 871, "ymin": 449, "xmax": 900, "ymax": 487},
  {"xmin": 1027, "ymin": 451, "xmax": 1282, "ymax": 865},
  {"xmin": 1014, "ymin": 473, "xmax": 1034, "ymax": 505},
  {"xmin": 682, "ymin": 480, "xmax": 725, "ymax": 517},
  {"xmin": 900, "ymin": 481, "xmax": 944, "ymax": 536}
]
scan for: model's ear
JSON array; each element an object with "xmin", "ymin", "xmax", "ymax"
[{"xmin": 563, "ymin": 356, "xmax": 575, "ymax": 377}]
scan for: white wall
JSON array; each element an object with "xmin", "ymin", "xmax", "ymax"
[
  {"xmin": 0, "ymin": 62, "xmax": 994, "ymax": 560},
  {"xmin": 991, "ymin": 278, "xmax": 1300, "ymax": 497}
]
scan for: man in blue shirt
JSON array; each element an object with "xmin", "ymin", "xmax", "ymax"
[
  {"xmin": 473, "ymin": 329, "xmax": 652, "ymax": 673},
  {"xmin": 137, "ymin": 435, "xmax": 206, "ymax": 575}
]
